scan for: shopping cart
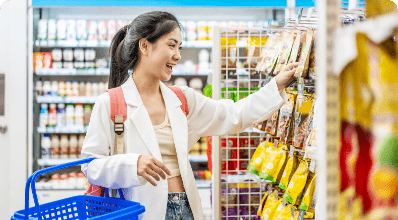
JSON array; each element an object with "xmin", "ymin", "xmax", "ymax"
[{"xmin": 11, "ymin": 158, "xmax": 145, "ymax": 220}]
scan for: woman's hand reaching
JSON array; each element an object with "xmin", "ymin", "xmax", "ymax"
[
  {"xmin": 274, "ymin": 62, "xmax": 300, "ymax": 91},
  {"xmin": 137, "ymin": 155, "xmax": 172, "ymax": 186}
]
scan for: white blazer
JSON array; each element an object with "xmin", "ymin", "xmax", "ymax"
[{"xmin": 81, "ymin": 76, "xmax": 288, "ymax": 220}]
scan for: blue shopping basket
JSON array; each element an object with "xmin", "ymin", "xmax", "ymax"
[{"xmin": 11, "ymin": 158, "xmax": 145, "ymax": 220}]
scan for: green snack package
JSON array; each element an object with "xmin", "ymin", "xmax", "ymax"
[
  {"xmin": 283, "ymin": 159, "xmax": 309, "ymax": 204},
  {"xmin": 259, "ymin": 144, "xmax": 288, "ymax": 182},
  {"xmin": 278, "ymin": 153, "xmax": 299, "ymax": 191}
]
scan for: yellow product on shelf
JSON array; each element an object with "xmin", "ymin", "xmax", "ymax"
[
  {"xmin": 259, "ymin": 143, "xmax": 288, "ymax": 182},
  {"xmin": 278, "ymin": 153, "xmax": 299, "ymax": 191},
  {"xmin": 257, "ymin": 191, "xmax": 269, "ymax": 216},
  {"xmin": 260, "ymin": 191, "xmax": 282, "ymax": 220},
  {"xmin": 248, "ymin": 141, "xmax": 269, "ymax": 176},
  {"xmin": 273, "ymin": 203, "xmax": 296, "ymax": 220},
  {"xmin": 300, "ymin": 174, "xmax": 316, "ymax": 211},
  {"xmin": 283, "ymin": 159, "xmax": 310, "ymax": 205}
]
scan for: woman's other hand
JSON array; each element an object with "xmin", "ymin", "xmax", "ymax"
[
  {"xmin": 274, "ymin": 62, "xmax": 300, "ymax": 91},
  {"xmin": 137, "ymin": 155, "xmax": 172, "ymax": 186}
]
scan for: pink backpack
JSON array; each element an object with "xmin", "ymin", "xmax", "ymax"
[{"xmin": 84, "ymin": 86, "xmax": 189, "ymax": 197}]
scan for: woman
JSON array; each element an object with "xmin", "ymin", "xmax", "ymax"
[{"xmin": 81, "ymin": 11, "xmax": 299, "ymax": 220}]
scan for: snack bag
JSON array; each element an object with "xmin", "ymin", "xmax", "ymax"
[
  {"xmin": 308, "ymin": 30, "xmax": 317, "ymax": 79},
  {"xmin": 286, "ymin": 30, "xmax": 303, "ymax": 66},
  {"xmin": 292, "ymin": 94, "xmax": 314, "ymax": 148},
  {"xmin": 273, "ymin": 203, "xmax": 296, "ymax": 220},
  {"xmin": 274, "ymin": 31, "xmax": 297, "ymax": 75},
  {"xmin": 278, "ymin": 153, "xmax": 299, "ymax": 191},
  {"xmin": 245, "ymin": 37, "xmax": 267, "ymax": 73},
  {"xmin": 265, "ymin": 110, "xmax": 280, "ymax": 136},
  {"xmin": 256, "ymin": 34, "xmax": 278, "ymax": 73},
  {"xmin": 278, "ymin": 93, "xmax": 298, "ymax": 143},
  {"xmin": 248, "ymin": 141, "xmax": 272, "ymax": 176},
  {"xmin": 283, "ymin": 159, "xmax": 310, "ymax": 205},
  {"xmin": 257, "ymin": 191, "xmax": 269, "ymax": 216},
  {"xmin": 294, "ymin": 29, "xmax": 314, "ymax": 78},
  {"xmin": 264, "ymin": 35, "xmax": 284, "ymax": 75},
  {"xmin": 261, "ymin": 192, "xmax": 282, "ymax": 220},
  {"xmin": 259, "ymin": 144, "xmax": 288, "ymax": 182},
  {"xmin": 300, "ymin": 174, "xmax": 316, "ymax": 211}
]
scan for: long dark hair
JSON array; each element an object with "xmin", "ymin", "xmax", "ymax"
[{"xmin": 108, "ymin": 11, "xmax": 181, "ymax": 89}]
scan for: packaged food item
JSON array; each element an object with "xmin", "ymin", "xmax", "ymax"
[
  {"xmin": 247, "ymin": 141, "xmax": 268, "ymax": 176},
  {"xmin": 286, "ymin": 30, "xmax": 303, "ymax": 66},
  {"xmin": 58, "ymin": 81, "xmax": 66, "ymax": 97},
  {"xmin": 283, "ymin": 159, "xmax": 310, "ymax": 205},
  {"xmin": 68, "ymin": 172, "xmax": 77, "ymax": 188},
  {"xmin": 207, "ymin": 21, "xmax": 218, "ymax": 41},
  {"xmin": 255, "ymin": 34, "xmax": 277, "ymax": 73},
  {"xmin": 87, "ymin": 20, "xmax": 98, "ymax": 41},
  {"xmin": 294, "ymin": 29, "xmax": 314, "ymax": 78},
  {"xmin": 278, "ymin": 92, "xmax": 297, "ymax": 143},
  {"xmin": 33, "ymin": 52, "xmax": 44, "ymax": 71},
  {"xmin": 35, "ymin": 81, "xmax": 43, "ymax": 96},
  {"xmin": 83, "ymin": 105, "xmax": 92, "ymax": 128},
  {"xmin": 74, "ymin": 49, "xmax": 84, "ymax": 62},
  {"xmin": 41, "ymin": 134, "xmax": 51, "ymax": 159},
  {"xmin": 84, "ymin": 49, "xmax": 96, "ymax": 61},
  {"xmin": 63, "ymin": 49, "xmax": 73, "ymax": 62},
  {"xmin": 50, "ymin": 81, "xmax": 58, "ymax": 97},
  {"xmin": 51, "ymin": 134, "xmax": 60, "ymax": 159},
  {"xmin": 98, "ymin": 82, "xmax": 106, "ymax": 95},
  {"xmin": 52, "ymin": 62, "xmax": 62, "ymax": 69},
  {"xmin": 56, "ymin": 19, "xmax": 67, "ymax": 41},
  {"xmin": 84, "ymin": 62, "xmax": 95, "ymax": 69},
  {"xmin": 95, "ymin": 58, "xmax": 108, "ymax": 68},
  {"xmin": 300, "ymin": 174, "xmax": 316, "ymax": 211},
  {"xmin": 273, "ymin": 203, "xmax": 296, "ymax": 220},
  {"xmin": 260, "ymin": 143, "xmax": 288, "ymax": 182},
  {"xmin": 74, "ymin": 104, "xmax": 84, "ymax": 129},
  {"xmin": 274, "ymin": 31, "xmax": 296, "ymax": 75},
  {"xmin": 57, "ymin": 104, "xmax": 65, "ymax": 127},
  {"xmin": 63, "ymin": 62, "xmax": 74, "ymax": 69},
  {"xmin": 43, "ymin": 81, "xmax": 51, "ymax": 96},
  {"xmin": 37, "ymin": 19, "xmax": 47, "ymax": 40},
  {"xmin": 51, "ymin": 174, "xmax": 60, "ymax": 189},
  {"xmin": 65, "ymin": 81, "xmax": 72, "ymax": 97},
  {"xmin": 77, "ymin": 172, "xmax": 86, "ymax": 188},
  {"xmin": 98, "ymin": 20, "xmax": 108, "ymax": 41},
  {"xmin": 257, "ymin": 191, "xmax": 269, "ymax": 216},
  {"xmin": 51, "ymin": 49, "xmax": 62, "ymax": 62},
  {"xmin": 76, "ymin": 19, "xmax": 88, "ymax": 40},
  {"xmin": 85, "ymin": 82, "xmax": 92, "ymax": 96},
  {"xmin": 91, "ymin": 82, "xmax": 99, "ymax": 97},
  {"xmin": 78, "ymin": 82, "xmax": 85, "ymax": 96},
  {"xmin": 107, "ymin": 20, "xmax": 117, "ymax": 41},
  {"xmin": 47, "ymin": 19, "xmax": 57, "ymax": 41},
  {"xmin": 43, "ymin": 52, "xmax": 52, "ymax": 69},
  {"xmin": 65, "ymin": 104, "xmax": 75, "ymax": 127},
  {"xmin": 66, "ymin": 19, "xmax": 76, "ymax": 41},
  {"xmin": 40, "ymin": 104, "xmax": 49, "ymax": 128},
  {"xmin": 264, "ymin": 110, "xmax": 280, "ymax": 136},
  {"xmin": 48, "ymin": 104, "xmax": 57, "ymax": 127},
  {"xmin": 293, "ymin": 94, "xmax": 314, "ymax": 148},
  {"xmin": 186, "ymin": 21, "xmax": 197, "ymax": 41},
  {"xmin": 308, "ymin": 30, "xmax": 317, "ymax": 79},
  {"xmin": 60, "ymin": 134, "xmax": 69, "ymax": 159},
  {"xmin": 197, "ymin": 21, "xmax": 208, "ymax": 41},
  {"xmin": 69, "ymin": 134, "xmax": 78, "ymax": 159},
  {"xmin": 259, "ymin": 34, "xmax": 284, "ymax": 75},
  {"xmin": 72, "ymin": 81, "xmax": 79, "ymax": 97},
  {"xmin": 279, "ymin": 153, "xmax": 299, "ymax": 190},
  {"xmin": 59, "ymin": 173, "xmax": 68, "ymax": 188},
  {"xmin": 261, "ymin": 192, "xmax": 282, "ymax": 220},
  {"xmin": 77, "ymin": 134, "xmax": 85, "ymax": 157}
]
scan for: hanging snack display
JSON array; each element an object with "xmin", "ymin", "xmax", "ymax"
[
  {"xmin": 292, "ymin": 94, "xmax": 315, "ymax": 148},
  {"xmin": 279, "ymin": 153, "xmax": 299, "ymax": 191},
  {"xmin": 294, "ymin": 29, "xmax": 314, "ymax": 78},
  {"xmin": 256, "ymin": 34, "xmax": 278, "ymax": 73},
  {"xmin": 286, "ymin": 30, "xmax": 303, "ymax": 66},
  {"xmin": 283, "ymin": 159, "xmax": 310, "ymax": 205},
  {"xmin": 277, "ymin": 91, "xmax": 298, "ymax": 143},
  {"xmin": 248, "ymin": 141, "xmax": 272, "ymax": 176},
  {"xmin": 259, "ymin": 143, "xmax": 288, "ymax": 182},
  {"xmin": 274, "ymin": 31, "xmax": 297, "ymax": 75},
  {"xmin": 260, "ymin": 191, "xmax": 283, "ymax": 220},
  {"xmin": 300, "ymin": 174, "xmax": 316, "ymax": 212},
  {"xmin": 308, "ymin": 30, "xmax": 317, "ymax": 79},
  {"xmin": 264, "ymin": 110, "xmax": 280, "ymax": 136}
]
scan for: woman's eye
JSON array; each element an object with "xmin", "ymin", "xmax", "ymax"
[
  {"xmin": 179, "ymin": 47, "xmax": 182, "ymax": 50},
  {"xmin": 170, "ymin": 45, "xmax": 175, "ymax": 48}
]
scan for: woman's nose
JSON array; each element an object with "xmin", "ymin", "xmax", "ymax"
[{"xmin": 173, "ymin": 52, "xmax": 181, "ymax": 62}]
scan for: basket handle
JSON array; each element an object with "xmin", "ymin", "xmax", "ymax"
[{"xmin": 25, "ymin": 158, "xmax": 125, "ymax": 220}]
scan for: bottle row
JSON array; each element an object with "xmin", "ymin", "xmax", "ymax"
[
  {"xmin": 36, "ymin": 81, "xmax": 108, "ymax": 98},
  {"xmin": 35, "ymin": 172, "xmax": 87, "ymax": 190},
  {"xmin": 41, "ymin": 134, "xmax": 86, "ymax": 159},
  {"xmin": 37, "ymin": 19, "xmax": 270, "ymax": 43},
  {"xmin": 39, "ymin": 103, "xmax": 93, "ymax": 129}
]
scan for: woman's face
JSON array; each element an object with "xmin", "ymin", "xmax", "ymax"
[{"xmin": 146, "ymin": 27, "xmax": 182, "ymax": 82}]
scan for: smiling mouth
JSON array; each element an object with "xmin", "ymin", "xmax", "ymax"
[{"xmin": 166, "ymin": 64, "xmax": 173, "ymax": 71}]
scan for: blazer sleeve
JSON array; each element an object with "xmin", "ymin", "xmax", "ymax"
[
  {"xmin": 80, "ymin": 93, "xmax": 147, "ymax": 189},
  {"xmin": 181, "ymin": 78, "xmax": 288, "ymax": 139}
]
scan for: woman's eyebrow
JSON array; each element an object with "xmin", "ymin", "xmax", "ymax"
[{"xmin": 168, "ymin": 38, "xmax": 182, "ymax": 45}]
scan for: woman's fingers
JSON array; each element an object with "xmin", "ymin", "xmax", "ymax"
[
  {"xmin": 141, "ymin": 172, "xmax": 158, "ymax": 186},
  {"xmin": 153, "ymin": 158, "xmax": 172, "ymax": 176},
  {"xmin": 146, "ymin": 167, "xmax": 161, "ymax": 181},
  {"xmin": 149, "ymin": 163, "xmax": 168, "ymax": 180}
]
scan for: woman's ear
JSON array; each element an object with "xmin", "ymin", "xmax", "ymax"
[{"xmin": 139, "ymin": 38, "xmax": 149, "ymax": 56}]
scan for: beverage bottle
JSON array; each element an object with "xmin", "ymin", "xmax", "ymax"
[
  {"xmin": 57, "ymin": 104, "xmax": 66, "ymax": 127},
  {"xmin": 48, "ymin": 104, "xmax": 57, "ymax": 127},
  {"xmin": 74, "ymin": 104, "xmax": 84, "ymax": 129},
  {"xmin": 91, "ymin": 82, "xmax": 99, "ymax": 97},
  {"xmin": 98, "ymin": 82, "xmax": 105, "ymax": 95},
  {"xmin": 51, "ymin": 134, "xmax": 60, "ymax": 159},
  {"xmin": 40, "ymin": 104, "xmax": 49, "ymax": 128},
  {"xmin": 35, "ymin": 81, "xmax": 43, "ymax": 96},
  {"xmin": 79, "ymin": 82, "xmax": 85, "ymax": 96},
  {"xmin": 77, "ymin": 134, "xmax": 85, "ymax": 158},
  {"xmin": 65, "ymin": 81, "xmax": 72, "ymax": 97},
  {"xmin": 60, "ymin": 134, "xmax": 69, "ymax": 159},
  {"xmin": 83, "ymin": 105, "xmax": 92, "ymax": 128},
  {"xmin": 41, "ymin": 134, "xmax": 51, "ymax": 159},
  {"xmin": 51, "ymin": 81, "xmax": 58, "ymax": 96},
  {"xmin": 72, "ymin": 81, "xmax": 79, "ymax": 97},
  {"xmin": 69, "ymin": 134, "xmax": 78, "ymax": 159},
  {"xmin": 65, "ymin": 104, "xmax": 75, "ymax": 128},
  {"xmin": 85, "ymin": 82, "xmax": 92, "ymax": 96},
  {"xmin": 58, "ymin": 81, "xmax": 66, "ymax": 97},
  {"xmin": 43, "ymin": 81, "xmax": 52, "ymax": 96}
]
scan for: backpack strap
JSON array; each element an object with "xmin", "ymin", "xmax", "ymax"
[
  {"xmin": 168, "ymin": 86, "xmax": 189, "ymax": 116},
  {"xmin": 107, "ymin": 86, "xmax": 127, "ymax": 155}
]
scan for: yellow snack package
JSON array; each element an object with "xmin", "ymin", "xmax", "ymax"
[
  {"xmin": 248, "ymin": 141, "xmax": 271, "ymax": 176},
  {"xmin": 261, "ymin": 192, "xmax": 282, "ymax": 220},
  {"xmin": 273, "ymin": 202, "xmax": 296, "ymax": 220},
  {"xmin": 259, "ymin": 144, "xmax": 288, "ymax": 182},
  {"xmin": 257, "ymin": 191, "xmax": 269, "ymax": 216},
  {"xmin": 278, "ymin": 153, "xmax": 299, "ymax": 191},
  {"xmin": 283, "ymin": 159, "xmax": 309, "ymax": 205},
  {"xmin": 300, "ymin": 174, "xmax": 316, "ymax": 211}
]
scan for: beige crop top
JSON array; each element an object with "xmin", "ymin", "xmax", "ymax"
[{"xmin": 153, "ymin": 111, "xmax": 180, "ymax": 179}]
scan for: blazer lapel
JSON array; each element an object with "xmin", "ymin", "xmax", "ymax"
[{"xmin": 122, "ymin": 77, "xmax": 162, "ymax": 161}]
